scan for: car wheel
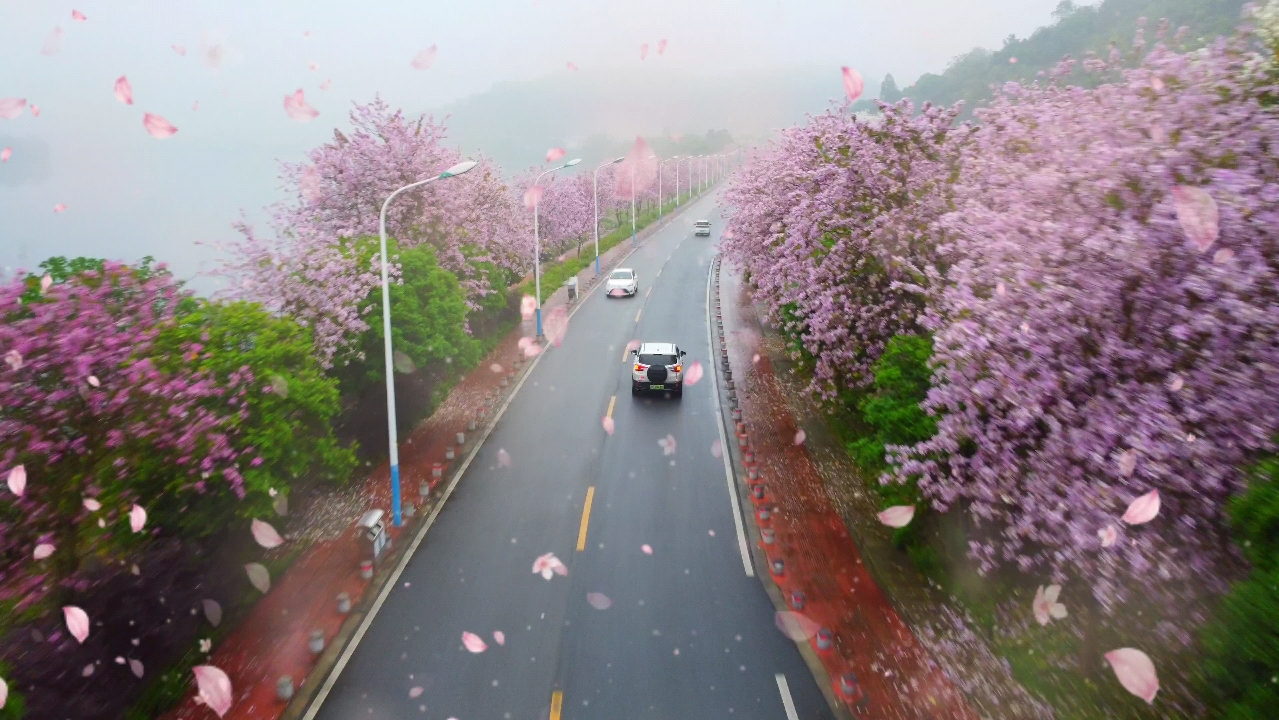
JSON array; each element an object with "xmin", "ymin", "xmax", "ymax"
[
  {"xmin": 631, "ymin": 383, "xmax": 640, "ymax": 396},
  {"xmin": 673, "ymin": 383, "xmax": 683, "ymax": 398}
]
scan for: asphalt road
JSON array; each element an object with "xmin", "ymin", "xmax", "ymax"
[{"xmin": 312, "ymin": 191, "xmax": 833, "ymax": 720}]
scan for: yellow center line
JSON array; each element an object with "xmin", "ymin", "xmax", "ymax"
[
  {"xmin": 550, "ymin": 690, "xmax": 564, "ymax": 720},
  {"xmin": 645, "ymin": 286, "xmax": 652, "ymax": 298},
  {"xmin": 635, "ymin": 307, "xmax": 643, "ymax": 323},
  {"xmin": 606, "ymin": 395, "xmax": 616, "ymax": 418},
  {"xmin": 576, "ymin": 486, "xmax": 596, "ymax": 551}
]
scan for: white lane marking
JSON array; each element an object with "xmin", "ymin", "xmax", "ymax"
[
  {"xmin": 776, "ymin": 674, "xmax": 800, "ymax": 720},
  {"xmin": 705, "ymin": 261, "xmax": 754, "ymax": 577},
  {"xmin": 305, "ymin": 174, "xmax": 703, "ymax": 719}
]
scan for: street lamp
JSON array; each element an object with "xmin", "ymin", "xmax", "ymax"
[
  {"xmin": 658, "ymin": 156, "xmax": 680, "ymax": 221},
  {"xmin": 533, "ymin": 157, "xmax": 582, "ymax": 339},
  {"xmin": 593, "ymin": 156, "xmax": 624, "ymax": 275},
  {"xmin": 676, "ymin": 156, "xmax": 692, "ymax": 206},
  {"xmin": 378, "ymin": 159, "xmax": 478, "ymax": 527}
]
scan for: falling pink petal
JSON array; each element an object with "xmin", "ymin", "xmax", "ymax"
[
  {"xmin": 81, "ymin": 664, "xmax": 94, "ymax": 677},
  {"xmin": 300, "ymin": 165, "xmax": 320, "ymax": 204},
  {"xmin": 752, "ymin": 354, "xmax": 760, "ymax": 364},
  {"xmin": 461, "ymin": 631, "xmax": 488, "ymax": 653},
  {"xmin": 6, "ymin": 465, "xmax": 25, "ymax": 496},
  {"xmin": 1213, "ymin": 248, "xmax": 1234, "ymax": 264},
  {"xmin": 518, "ymin": 336, "xmax": 540, "ymax": 358},
  {"xmin": 130, "ymin": 504, "xmax": 147, "ymax": 532},
  {"xmin": 40, "ymin": 274, "xmax": 52, "ymax": 291},
  {"xmin": 1171, "ymin": 186, "xmax": 1219, "ymax": 252},
  {"xmin": 1167, "ymin": 375, "xmax": 1184, "ymax": 392},
  {"xmin": 34, "ymin": 543, "xmax": 55, "ymax": 560},
  {"xmin": 72, "ymin": 10, "xmax": 87, "ymax": 21},
  {"xmin": 639, "ymin": 43, "xmax": 649, "ymax": 60},
  {"xmin": 4, "ymin": 349, "xmax": 20, "ymax": 369},
  {"xmin": 129, "ymin": 659, "xmax": 144, "ymax": 678},
  {"xmin": 586, "ymin": 592, "xmax": 613, "ymax": 610},
  {"xmin": 29, "ymin": 104, "xmax": 39, "ymax": 118},
  {"xmin": 658, "ymin": 434, "xmax": 677, "ymax": 456},
  {"xmin": 192, "ymin": 100, "xmax": 199, "ymax": 111},
  {"xmin": 53, "ymin": 203, "xmax": 67, "ymax": 213},
  {"xmin": 320, "ymin": 79, "xmax": 331, "ymax": 91},
  {"xmin": 521, "ymin": 294, "xmax": 537, "ymax": 320},
  {"xmin": 1122, "ymin": 490, "xmax": 1160, "ymax": 525},
  {"xmin": 0, "ymin": 676, "xmax": 6, "ymax": 708},
  {"xmin": 83, "ymin": 497, "xmax": 101, "ymax": 511},
  {"xmin": 878, "ymin": 505, "xmax": 915, "ymax": 528},
  {"xmin": 1009, "ymin": 57, "xmax": 1018, "ymax": 64},
  {"xmin": 87, "ymin": 375, "xmax": 100, "ymax": 387},
  {"xmin": 684, "ymin": 361, "xmax": 704, "ymax": 386},
  {"xmin": 841, "ymin": 66, "xmax": 864, "ymax": 102},
  {"xmin": 63, "ymin": 606, "xmax": 90, "ymax": 643},
  {"xmin": 409, "ymin": 687, "xmax": 423, "ymax": 698},
  {"xmin": 1117, "ymin": 449, "xmax": 1137, "ymax": 478},
  {"xmin": 497, "ymin": 449, "xmax": 511, "ymax": 467},
  {"xmin": 1, "ymin": 147, "xmax": 10, "ymax": 162},
  {"xmin": 251, "ymin": 519, "xmax": 285, "ymax": 548},
  {"xmin": 641, "ymin": 544, "xmax": 653, "ymax": 555},
  {"xmin": 657, "ymin": 39, "xmax": 667, "ymax": 54},
  {"xmin": 114, "ymin": 76, "xmax": 134, "ymax": 105},
  {"xmin": 624, "ymin": 340, "xmax": 641, "ymax": 355},
  {"xmin": 566, "ymin": 61, "xmax": 578, "ymax": 71},
  {"xmin": 544, "ymin": 306, "xmax": 569, "ymax": 347},
  {"xmin": 303, "ymin": 31, "xmax": 311, "ymax": 38},
  {"xmin": 171, "ymin": 44, "xmax": 187, "ymax": 56},
  {"xmin": 142, "ymin": 113, "xmax": 178, "ymax": 138},
  {"xmin": 203, "ymin": 599, "xmax": 222, "ymax": 627},
  {"xmin": 1105, "ymin": 648, "xmax": 1159, "ymax": 703},
  {"xmin": 602, "ymin": 416, "xmax": 615, "ymax": 435},
  {"xmin": 308, "ymin": 62, "xmax": 318, "ymax": 71},
  {"xmin": 794, "ymin": 429, "xmax": 806, "ymax": 445},
  {"xmin": 711, "ymin": 440, "xmax": 722, "ymax": 458},
  {"xmin": 774, "ymin": 611, "xmax": 821, "ymax": 641},
  {"xmin": 193, "ymin": 665, "xmax": 233, "ymax": 717},
  {"xmin": 546, "ymin": 147, "xmax": 566, "ymax": 163},
  {"xmin": 1098, "ymin": 525, "xmax": 1117, "ymax": 547},
  {"xmin": 411, "ymin": 45, "xmax": 438, "ymax": 70},
  {"xmin": 245, "ymin": 562, "xmax": 271, "ymax": 593},
  {"xmin": 996, "ymin": 281, "xmax": 1007, "ymax": 297},
  {"xmin": 532, "ymin": 552, "xmax": 566, "ymax": 580},
  {"xmin": 283, "ymin": 89, "xmax": 319, "ymax": 122},
  {"xmin": 1032, "ymin": 584, "xmax": 1067, "ymax": 625},
  {"xmin": 41, "ymin": 26, "xmax": 64, "ymax": 56},
  {"xmin": 524, "ymin": 184, "xmax": 544, "ymax": 209},
  {"xmin": 493, "ymin": 630, "xmax": 505, "ymax": 645},
  {"xmin": 0, "ymin": 98, "xmax": 27, "ymax": 120}
]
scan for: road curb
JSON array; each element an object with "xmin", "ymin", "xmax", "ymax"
[
  {"xmin": 287, "ymin": 185, "xmax": 721, "ymax": 720},
  {"xmin": 706, "ymin": 255, "xmax": 856, "ymax": 720}
]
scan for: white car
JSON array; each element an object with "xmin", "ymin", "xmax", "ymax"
[
  {"xmin": 631, "ymin": 342, "xmax": 687, "ymax": 397},
  {"xmin": 694, "ymin": 220, "xmax": 711, "ymax": 236},
  {"xmin": 606, "ymin": 268, "xmax": 638, "ymax": 297}
]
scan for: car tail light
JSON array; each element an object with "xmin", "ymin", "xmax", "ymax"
[
  {"xmin": 634, "ymin": 364, "xmax": 648, "ymax": 372},
  {"xmin": 673, "ymin": 365, "xmax": 682, "ymax": 373}
]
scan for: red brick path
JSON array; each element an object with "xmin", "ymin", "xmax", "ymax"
[{"xmin": 717, "ymin": 261, "xmax": 980, "ymax": 720}]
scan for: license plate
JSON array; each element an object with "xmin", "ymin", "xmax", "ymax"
[{"xmin": 649, "ymin": 384, "xmax": 664, "ymax": 390}]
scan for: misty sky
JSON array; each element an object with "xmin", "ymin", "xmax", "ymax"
[{"xmin": 1, "ymin": 0, "xmax": 1077, "ymax": 293}]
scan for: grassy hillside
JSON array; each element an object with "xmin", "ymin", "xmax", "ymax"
[{"xmin": 860, "ymin": 0, "xmax": 1248, "ymax": 117}]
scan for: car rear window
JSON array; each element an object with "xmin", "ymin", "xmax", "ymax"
[
  {"xmin": 639, "ymin": 354, "xmax": 677, "ymax": 366},
  {"xmin": 610, "ymin": 270, "xmax": 632, "ymax": 279},
  {"xmin": 695, "ymin": 221, "xmax": 710, "ymax": 226}
]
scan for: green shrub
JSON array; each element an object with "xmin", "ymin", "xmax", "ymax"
[{"xmin": 1198, "ymin": 455, "xmax": 1279, "ymax": 718}]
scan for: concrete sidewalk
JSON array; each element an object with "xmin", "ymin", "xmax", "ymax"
[
  {"xmin": 712, "ymin": 257, "xmax": 982, "ymax": 720},
  {"xmin": 158, "ymin": 188, "xmax": 719, "ymax": 720}
]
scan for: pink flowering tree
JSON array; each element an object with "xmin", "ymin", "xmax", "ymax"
[
  {"xmin": 222, "ymin": 99, "xmax": 526, "ymax": 367},
  {"xmin": 527, "ymin": 171, "xmax": 595, "ymax": 257},
  {"xmin": 722, "ymin": 100, "xmax": 970, "ymax": 397},
  {"xmin": 0, "ymin": 263, "xmax": 249, "ymax": 609},
  {"xmin": 889, "ymin": 28, "xmax": 1279, "ymax": 636}
]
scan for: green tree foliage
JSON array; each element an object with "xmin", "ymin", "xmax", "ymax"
[
  {"xmin": 880, "ymin": 73, "xmax": 903, "ymax": 103},
  {"xmin": 846, "ymin": 334, "xmax": 937, "ymax": 482},
  {"xmin": 1199, "ymin": 455, "xmax": 1279, "ymax": 717},
  {"xmin": 335, "ymin": 240, "xmax": 479, "ymax": 427},
  {"xmin": 893, "ymin": 0, "xmax": 1247, "ymax": 118},
  {"xmin": 150, "ymin": 298, "xmax": 357, "ymax": 537}
]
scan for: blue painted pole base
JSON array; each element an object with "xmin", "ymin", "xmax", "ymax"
[
  {"xmin": 535, "ymin": 307, "xmax": 543, "ymax": 338},
  {"xmin": 391, "ymin": 463, "xmax": 402, "ymax": 526}
]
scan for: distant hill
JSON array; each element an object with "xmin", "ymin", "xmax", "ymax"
[
  {"xmin": 428, "ymin": 66, "xmax": 851, "ymax": 172},
  {"xmin": 859, "ymin": 0, "xmax": 1248, "ymax": 117}
]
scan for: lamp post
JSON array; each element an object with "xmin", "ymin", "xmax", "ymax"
[
  {"xmin": 593, "ymin": 156, "xmax": 624, "ymax": 275},
  {"xmin": 378, "ymin": 159, "xmax": 478, "ymax": 527},
  {"xmin": 629, "ymin": 162, "xmax": 637, "ymax": 246},
  {"xmin": 533, "ymin": 158, "xmax": 582, "ymax": 338},
  {"xmin": 658, "ymin": 156, "xmax": 679, "ymax": 221},
  {"xmin": 676, "ymin": 156, "xmax": 691, "ymax": 206}
]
